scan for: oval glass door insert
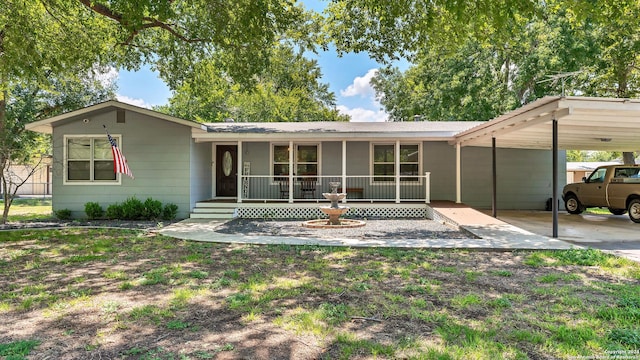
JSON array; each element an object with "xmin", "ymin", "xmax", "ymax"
[{"xmin": 222, "ymin": 151, "xmax": 233, "ymax": 176}]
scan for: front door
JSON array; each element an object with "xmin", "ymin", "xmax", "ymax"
[{"xmin": 216, "ymin": 145, "xmax": 237, "ymax": 197}]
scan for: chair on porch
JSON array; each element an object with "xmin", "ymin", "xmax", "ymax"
[
  {"xmin": 279, "ymin": 178, "xmax": 290, "ymax": 199},
  {"xmin": 300, "ymin": 178, "xmax": 317, "ymax": 199}
]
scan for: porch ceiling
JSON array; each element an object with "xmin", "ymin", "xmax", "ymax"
[{"xmin": 453, "ymin": 96, "xmax": 640, "ymax": 151}]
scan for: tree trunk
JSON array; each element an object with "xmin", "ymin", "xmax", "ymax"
[
  {"xmin": 1, "ymin": 88, "xmax": 9, "ymax": 224},
  {"xmin": 623, "ymin": 151, "xmax": 636, "ymax": 165}
]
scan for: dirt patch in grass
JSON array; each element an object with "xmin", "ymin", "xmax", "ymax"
[{"xmin": 0, "ymin": 228, "xmax": 639, "ymax": 359}]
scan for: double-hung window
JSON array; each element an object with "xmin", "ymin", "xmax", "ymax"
[
  {"xmin": 372, "ymin": 143, "xmax": 421, "ymax": 183},
  {"xmin": 65, "ymin": 135, "xmax": 120, "ymax": 184},
  {"xmin": 272, "ymin": 145, "xmax": 290, "ymax": 181},
  {"xmin": 272, "ymin": 144, "xmax": 319, "ymax": 180}
]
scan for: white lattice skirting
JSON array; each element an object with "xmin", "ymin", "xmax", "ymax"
[{"xmin": 237, "ymin": 206, "xmax": 429, "ymax": 219}]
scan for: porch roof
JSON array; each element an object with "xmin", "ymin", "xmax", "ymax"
[{"xmin": 194, "ymin": 121, "xmax": 483, "ymax": 141}]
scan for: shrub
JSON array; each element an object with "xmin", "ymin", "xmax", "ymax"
[
  {"xmin": 54, "ymin": 209, "xmax": 72, "ymax": 220},
  {"xmin": 162, "ymin": 203, "xmax": 179, "ymax": 220},
  {"xmin": 84, "ymin": 202, "xmax": 104, "ymax": 220},
  {"xmin": 105, "ymin": 203, "xmax": 123, "ymax": 220},
  {"xmin": 121, "ymin": 197, "xmax": 144, "ymax": 220},
  {"xmin": 143, "ymin": 198, "xmax": 163, "ymax": 220}
]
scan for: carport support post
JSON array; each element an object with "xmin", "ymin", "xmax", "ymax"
[
  {"xmin": 456, "ymin": 142, "xmax": 461, "ymax": 203},
  {"xmin": 492, "ymin": 137, "xmax": 497, "ymax": 217},
  {"xmin": 552, "ymin": 117, "xmax": 559, "ymax": 238}
]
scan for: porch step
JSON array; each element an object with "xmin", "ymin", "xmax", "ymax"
[{"xmin": 190, "ymin": 203, "xmax": 237, "ymax": 219}]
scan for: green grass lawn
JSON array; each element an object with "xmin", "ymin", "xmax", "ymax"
[
  {"xmin": 0, "ymin": 198, "xmax": 52, "ymax": 221},
  {"xmin": 0, "ymin": 228, "xmax": 638, "ymax": 359}
]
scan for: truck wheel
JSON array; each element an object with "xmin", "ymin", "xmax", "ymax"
[
  {"xmin": 609, "ymin": 208, "xmax": 626, "ymax": 215},
  {"xmin": 564, "ymin": 194, "xmax": 584, "ymax": 214},
  {"xmin": 627, "ymin": 199, "xmax": 640, "ymax": 223}
]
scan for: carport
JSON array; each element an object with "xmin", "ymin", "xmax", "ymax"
[{"xmin": 452, "ymin": 96, "xmax": 640, "ymax": 238}]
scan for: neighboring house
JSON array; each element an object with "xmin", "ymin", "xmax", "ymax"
[
  {"xmin": 1, "ymin": 159, "xmax": 52, "ymax": 196},
  {"xmin": 26, "ymin": 100, "xmax": 563, "ymax": 219}
]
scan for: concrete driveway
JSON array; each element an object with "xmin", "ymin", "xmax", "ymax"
[{"xmin": 494, "ymin": 210, "xmax": 640, "ymax": 262}]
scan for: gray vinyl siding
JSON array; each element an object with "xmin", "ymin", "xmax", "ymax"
[
  {"xmin": 345, "ymin": 142, "xmax": 369, "ymax": 175},
  {"xmin": 424, "ymin": 142, "xmax": 565, "ymax": 209},
  {"xmin": 461, "ymin": 146, "xmax": 565, "ymax": 210},
  {"xmin": 190, "ymin": 141, "xmax": 212, "ymax": 210},
  {"xmin": 243, "ymin": 142, "xmax": 270, "ymax": 175},
  {"xmin": 52, "ymin": 109, "xmax": 194, "ymax": 219},
  {"xmin": 424, "ymin": 142, "xmax": 457, "ymax": 201},
  {"xmin": 322, "ymin": 142, "xmax": 342, "ymax": 175}
]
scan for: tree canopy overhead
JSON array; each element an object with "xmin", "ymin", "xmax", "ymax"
[{"xmin": 158, "ymin": 45, "xmax": 348, "ymax": 123}]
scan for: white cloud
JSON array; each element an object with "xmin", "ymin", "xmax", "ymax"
[
  {"xmin": 338, "ymin": 105, "xmax": 388, "ymax": 122},
  {"xmin": 340, "ymin": 68, "xmax": 378, "ymax": 98},
  {"xmin": 96, "ymin": 66, "xmax": 118, "ymax": 87},
  {"xmin": 116, "ymin": 94, "xmax": 153, "ymax": 109}
]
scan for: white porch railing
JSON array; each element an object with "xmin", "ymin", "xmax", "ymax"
[{"xmin": 238, "ymin": 173, "xmax": 431, "ymax": 203}]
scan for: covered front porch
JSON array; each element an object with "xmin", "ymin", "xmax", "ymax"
[{"xmin": 207, "ymin": 138, "xmax": 435, "ymax": 204}]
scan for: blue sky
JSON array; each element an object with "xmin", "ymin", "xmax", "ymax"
[{"xmin": 116, "ymin": 1, "xmax": 406, "ymax": 122}]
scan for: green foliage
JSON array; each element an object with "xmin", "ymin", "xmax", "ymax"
[
  {"xmin": 0, "ymin": 339, "xmax": 41, "ymax": 360},
  {"xmin": 607, "ymin": 328, "xmax": 640, "ymax": 348},
  {"xmin": 166, "ymin": 320, "xmax": 190, "ymax": 330},
  {"xmin": 548, "ymin": 248, "xmax": 611, "ymax": 266},
  {"xmin": 121, "ymin": 197, "xmax": 144, "ymax": 220},
  {"xmin": 142, "ymin": 198, "xmax": 163, "ymax": 220},
  {"xmin": 162, "ymin": 203, "xmax": 179, "ymax": 220},
  {"xmin": 54, "ymin": 209, "xmax": 72, "ymax": 220},
  {"xmin": 159, "ymin": 45, "xmax": 348, "ymax": 123},
  {"xmin": 105, "ymin": 203, "xmax": 123, "ymax": 220},
  {"xmin": 84, "ymin": 202, "xmax": 104, "ymax": 220}
]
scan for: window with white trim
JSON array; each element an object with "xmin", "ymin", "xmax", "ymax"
[
  {"xmin": 372, "ymin": 143, "xmax": 420, "ymax": 182},
  {"xmin": 272, "ymin": 143, "xmax": 319, "ymax": 180},
  {"xmin": 272, "ymin": 145, "xmax": 290, "ymax": 180},
  {"xmin": 65, "ymin": 135, "xmax": 120, "ymax": 183},
  {"xmin": 296, "ymin": 145, "xmax": 318, "ymax": 176}
]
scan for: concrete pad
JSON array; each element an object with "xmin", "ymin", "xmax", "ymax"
[{"xmin": 494, "ymin": 210, "xmax": 640, "ymax": 262}]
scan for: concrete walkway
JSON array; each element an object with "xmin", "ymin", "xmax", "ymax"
[{"xmin": 160, "ymin": 202, "xmax": 576, "ymax": 250}]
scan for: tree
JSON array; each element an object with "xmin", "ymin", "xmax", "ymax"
[
  {"xmin": 158, "ymin": 45, "xmax": 349, "ymax": 122},
  {"xmin": 327, "ymin": 0, "xmax": 640, "ymax": 162},
  {"xmin": 324, "ymin": 0, "xmax": 538, "ymax": 62},
  {"xmin": 371, "ymin": 7, "xmax": 595, "ymax": 121},
  {"xmin": 1, "ymin": 70, "xmax": 115, "ymax": 223},
  {"xmin": 1, "ymin": 0, "xmax": 318, "ymax": 221}
]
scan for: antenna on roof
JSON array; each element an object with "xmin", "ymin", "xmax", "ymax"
[{"xmin": 537, "ymin": 70, "xmax": 583, "ymax": 96}]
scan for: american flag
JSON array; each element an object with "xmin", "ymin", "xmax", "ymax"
[{"xmin": 104, "ymin": 125, "xmax": 134, "ymax": 179}]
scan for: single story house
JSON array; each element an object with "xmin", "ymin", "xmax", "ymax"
[{"xmin": 25, "ymin": 100, "xmax": 566, "ymax": 220}]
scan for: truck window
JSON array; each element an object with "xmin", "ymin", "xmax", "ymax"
[
  {"xmin": 628, "ymin": 168, "xmax": 640, "ymax": 178},
  {"xmin": 587, "ymin": 168, "xmax": 607, "ymax": 183},
  {"xmin": 614, "ymin": 169, "xmax": 629, "ymax": 178}
]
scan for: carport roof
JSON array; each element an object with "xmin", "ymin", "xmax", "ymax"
[{"xmin": 453, "ymin": 96, "xmax": 640, "ymax": 151}]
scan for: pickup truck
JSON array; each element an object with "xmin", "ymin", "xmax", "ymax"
[{"xmin": 562, "ymin": 165, "xmax": 640, "ymax": 223}]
